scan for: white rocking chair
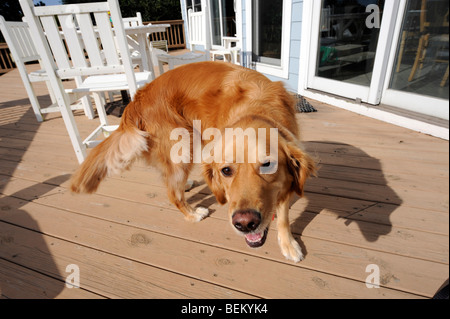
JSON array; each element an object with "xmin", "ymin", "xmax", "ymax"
[
  {"xmin": 19, "ymin": 0, "xmax": 152, "ymax": 163},
  {"xmin": 0, "ymin": 16, "xmax": 95, "ymax": 122}
]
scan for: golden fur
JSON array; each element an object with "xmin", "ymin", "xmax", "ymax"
[{"xmin": 70, "ymin": 61, "xmax": 316, "ymax": 262}]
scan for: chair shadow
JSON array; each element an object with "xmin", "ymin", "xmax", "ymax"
[{"xmin": 290, "ymin": 141, "xmax": 403, "ymax": 257}]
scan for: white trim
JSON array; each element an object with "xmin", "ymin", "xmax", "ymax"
[
  {"xmin": 245, "ymin": 0, "xmax": 252, "ymax": 53},
  {"xmin": 382, "ymin": 89, "xmax": 449, "ymax": 120},
  {"xmin": 235, "ymin": 0, "xmax": 243, "ymax": 48},
  {"xmin": 298, "ymin": 0, "xmax": 313, "ymax": 95},
  {"xmin": 366, "ymin": 0, "xmax": 400, "ymax": 104},
  {"xmin": 246, "ymin": 0, "xmax": 292, "ymax": 79}
]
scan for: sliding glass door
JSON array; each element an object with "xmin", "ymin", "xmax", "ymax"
[
  {"xmin": 382, "ymin": 0, "xmax": 449, "ymax": 119},
  {"xmin": 305, "ymin": 0, "xmax": 449, "ymax": 120},
  {"xmin": 307, "ymin": 1, "xmax": 399, "ymax": 104}
]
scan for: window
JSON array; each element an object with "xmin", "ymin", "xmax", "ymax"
[
  {"xmin": 211, "ymin": 0, "xmax": 237, "ymax": 46},
  {"xmin": 252, "ymin": 0, "xmax": 283, "ymax": 66},
  {"xmin": 248, "ymin": 0, "xmax": 291, "ymax": 78},
  {"xmin": 389, "ymin": 0, "xmax": 449, "ymax": 100},
  {"xmin": 186, "ymin": 0, "xmax": 202, "ymax": 12}
]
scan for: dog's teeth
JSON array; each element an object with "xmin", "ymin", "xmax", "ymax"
[{"xmin": 245, "ymin": 232, "xmax": 262, "ymax": 242}]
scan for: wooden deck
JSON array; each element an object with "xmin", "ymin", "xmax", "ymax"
[{"xmin": 0, "ymin": 64, "xmax": 448, "ymax": 299}]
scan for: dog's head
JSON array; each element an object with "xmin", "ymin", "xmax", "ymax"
[{"xmin": 202, "ymin": 118, "xmax": 316, "ymax": 248}]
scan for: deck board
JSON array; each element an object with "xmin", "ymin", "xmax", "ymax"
[{"xmin": 0, "ymin": 64, "xmax": 448, "ymax": 299}]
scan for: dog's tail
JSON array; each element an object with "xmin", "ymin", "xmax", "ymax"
[{"xmin": 70, "ymin": 104, "xmax": 148, "ymax": 194}]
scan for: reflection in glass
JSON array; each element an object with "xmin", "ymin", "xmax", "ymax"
[
  {"xmin": 316, "ymin": 0, "xmax": 385, "ymax": 86},
  {"xmin": 210, "ymin": 0, "xmax": 236, "ymax": 46},
  {"xmin": 390, "ymin": 0, "xmax": 449, "ymax": 100},
  {"xmin": 252, "ymin": 0, "xmax": 283, "ymax": 66}
]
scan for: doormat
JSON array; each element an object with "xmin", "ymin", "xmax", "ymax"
[{"xmin": 295, "ymin": 94, "xmax": 317, "ymax": 113}]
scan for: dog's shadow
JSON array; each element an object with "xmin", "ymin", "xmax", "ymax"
[{"xmin": 290, "ymin": 141, "xmax": 403, "ymax": 257}]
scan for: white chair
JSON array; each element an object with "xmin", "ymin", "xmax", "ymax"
[
  {"xmin": 104, "ymin": 12, "xmax": 146, "ymax": 102},
  {"xmin": 0, "ymin": 15, "xmax": 95, "ymax": 122},
  {"xmin": 187, "ymin": 8, "xmax": 211, "ymax": 52},
  {"xmin": 155, "ymin": 9, "xmax": 209, "ymax": 75},
  {"xmin": 211, "ymin": 37, "xmax": 240, "ymax": 65},
  {"xmin": 210, "ymin": 49, "xmax": 234, "ymax": 63},
  {"xmin": 122, "ymin": 12, "xmax": 147, "ymax": 69},
  {"xmin": 19, "ymin": 0, "xmax": 152, "ymax": 163},
  {"xmin": 123, "ymin": 12, "xmax": 143, "ymax": 27}
]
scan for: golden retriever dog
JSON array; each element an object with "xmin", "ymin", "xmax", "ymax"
[{"xmin": 70, "ymin": 61, "xmax": 316, "ymax": 262}]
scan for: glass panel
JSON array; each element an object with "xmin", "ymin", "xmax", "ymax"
[
  {"xmin": 222, "ymin": 0, "xmax": 236, "ymax": 37},
  {"xmin": 194, "ymin": 0, "xmax": 202, "ymax": 12},
  {"xmin": 211, "ymin": 0, "xmax": 221, "ymax": 46},
  {"xmin": 252, "ymin": 0, "xmax": 283, "ymax": 66},
  {"xmin": 187, "ymin": 0, "xmax": 202, "ymax": 12},
  {"xmin": 316, "ymin": 0, "xmax": 385, "ymax": 86},
  {"xmin": 211, "ymin": 0, "xmax": 236, "ymax": 46},
  {"xmin": 389, "ymin": 0, "xmax": 449, "ymax": 100}
]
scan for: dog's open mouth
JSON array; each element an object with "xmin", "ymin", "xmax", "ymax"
[{"xmin": 244, "ymin": 228, "xmax": 268, "ymax": 248}]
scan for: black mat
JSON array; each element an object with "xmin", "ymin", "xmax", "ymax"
[{"xmin": 295, "ymin": 94, "xmax": 317, "ymax": 113}]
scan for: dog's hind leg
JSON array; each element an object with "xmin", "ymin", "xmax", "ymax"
[{"xmin": 165, "ymin": 163, "xmax": 209, "ymax": 222}]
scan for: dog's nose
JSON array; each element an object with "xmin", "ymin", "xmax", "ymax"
[{"xmin": 232, "ymin": 209, "xmax": 261, "ymax": 233}]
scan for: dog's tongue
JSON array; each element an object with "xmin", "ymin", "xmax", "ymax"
[{"xmin": 245, "ymin": 232, "xmax": 262, "ymax": 243}]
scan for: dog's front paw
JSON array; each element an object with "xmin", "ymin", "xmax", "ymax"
[
  {"xmin": 278, "ymin": 236, "xmax": 304, "ymax": 263},
  {"xmin": 185, "ymin": 207, "xmax": 209, "ymax": 223}
]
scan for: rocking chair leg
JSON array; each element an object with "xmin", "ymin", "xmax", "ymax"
[{"xmin": 92, "ymin": 92, "xmax": 109, "ymax": 126}]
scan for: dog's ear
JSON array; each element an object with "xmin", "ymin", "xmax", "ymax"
[
  {"xmin": 284, "ymin": 143, "xmax": 317, "ymax": 197},
  {"xmin": 202, "ymin": 163, "xmax": 227, "ymax": 205}
]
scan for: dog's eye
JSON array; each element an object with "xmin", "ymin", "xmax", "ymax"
[
  {"xmin": 221, "ymin": 166, "xmax": 233, "ymax": 177},
  {"xmin": 261, "ymin": 161, "xmax": 271, "ymax": 168}
]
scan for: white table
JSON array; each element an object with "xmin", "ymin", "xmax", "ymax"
[{"xmin": 125, "ymin": 24, "xmax": 170, "ymax": 79}]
